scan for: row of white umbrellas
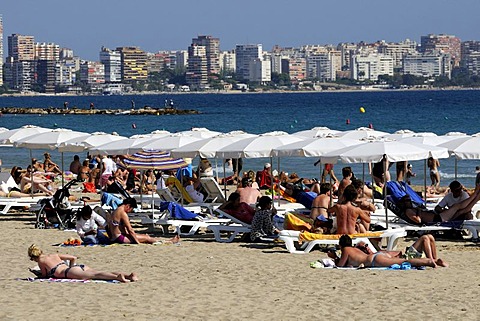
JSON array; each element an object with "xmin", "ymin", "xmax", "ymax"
[{"xmin": 2, "ymin": 125, "xmax": 480, "ymax": 164}]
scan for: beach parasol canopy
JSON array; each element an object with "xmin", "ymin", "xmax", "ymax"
[
  {"xmin": 14, "ymin": 128, "xmax": 89, "ymax": 150},
  {"xmin": 400, "ymin": 135, "xmax": 453, "ymax": 147},
  {"xmin": 0, "ymin": 127, "xmax": 9, "ymax": 133},
  {"xmin": 320, "ymin": 140, "xmax": 450, "ymax": 164},
  {"xmin": 123, "ymin": 150, "xmax": 188, "ymax": 170},
  {"xmin": 271, "ymin": 137, "xmax": 360, "ymax": 157},
  {"xmin": 171, "ymin": 131, "xmax": 257, "ymax": 159},
  {"xmin": 176, "ymin": 127, "xmax": 222, "ymax": 138},
  {"xmin": 336, "ymin": 127, "xmax": 388, "ymax": 140},
  {"xmin": 139, "ymin": 133, "xmax": 203, "ymax": 152},
  {"xmin": 216, "ymin": 131, "xmax": 305, "ymax": 159},
  {"xmin": 58, "ymin": 132, "xmax": 127, "ymax": 153},
  {"xmin": 89, "ymin": 135, "xmax": 160, "ymax": 155},
  {"xmin": 438, "ymin": 136, "xmax": 480, "ymax": 159},
  {"xmin": 0, "ymin": 125, "xmax": 52, "ymax": 145},
  {"xmin": 292, "ymin": 127, "xmax": 341, "ymax": 138},
  {"xmin": 130, "ymin": 130, "xmax": 171, "ymax": 139}
]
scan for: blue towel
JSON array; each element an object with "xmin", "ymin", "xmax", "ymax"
[
  {"xmin": 101, "ymin": 192, "xmax": 123, "ymax": 210},
  {"xmin": 159, "ymin": 201, "xmax": 199, "ymax": 220}
]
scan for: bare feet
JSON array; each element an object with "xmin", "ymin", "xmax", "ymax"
[
  {"xmin": 436, "ymin": 258, "xmax": 449, "ymax": 267},
  {"xmin": 171, "ymin": 235, "xmax": 180, "ymax": 244}
]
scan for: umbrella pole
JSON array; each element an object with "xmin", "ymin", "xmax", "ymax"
[
  {"xmin": 61, "ymin": 152, "xmax": 65, "ymax": 188},
  {"xmin": 277, "ymin": 157, "xmax": 280, "ymax": 208},
  {"xmin": 424, "ymin": 159, "xmax": 427, "ymax": 201},
  {"xmin": 30, "ymin": 149, "xmax": 34, "ymax": 198},
  {"xmin": 455, "ymin": 158, "xmax": 458, "ymax": 180},
  {"xmin": 370, "ymin": 162, "xmax": 375, "ymax": 204},
  {"xmin": 139, "ymin": 170, "xmax": 144, "ymax": 209},
  {"xmin": 223, "ymin": 159, "xmax": 227, "ymax": 199},
  {"xmin": 383, "ymin": 157, "xmax": 388, "ymax": 229},
  {"xmin": 271, "ymin": 156, "xmax": 274, "ymax": 203}
]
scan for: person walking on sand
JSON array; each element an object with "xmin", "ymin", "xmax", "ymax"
[{"xmin": 28, "ymin": 244, "xmax": 138, "ymax": 282}]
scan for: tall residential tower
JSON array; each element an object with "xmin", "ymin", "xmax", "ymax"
[{"xmin": 0, "ymin": 15, "xmax": 3, "ymax": 86}]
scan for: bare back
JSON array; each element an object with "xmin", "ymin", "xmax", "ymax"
[
  {"xmin": 328, "ymin": 202, "xmax": 363, "ymax": 234},
  {"xmin": 238, "ymin": 186, "xmax": 261, "ymax": 205},
  {"xmin": 311, "ymin": 194, "xmax": 330, "ymax": 220}
]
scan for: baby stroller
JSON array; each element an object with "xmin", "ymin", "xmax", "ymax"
[{"xmin": 34, "ymin": 179, "xmax": 79, "ymax": 229}]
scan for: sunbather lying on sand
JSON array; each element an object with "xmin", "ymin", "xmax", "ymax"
[
  {"xmin": 328, "ymin": 235, "xmax": 437, "ymax": 268},
  {"xmin": 28, "ymin": 244, "xmax": 138, "ymax": 282}
]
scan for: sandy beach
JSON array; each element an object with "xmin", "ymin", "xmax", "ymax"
[{"xmin": 0, "ymin": 206, "xmax": 480, "ymax": 321}]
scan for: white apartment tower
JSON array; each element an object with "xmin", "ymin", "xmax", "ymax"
[
  {"xmin": 351, "ymin": 53, "xmax": 394, "ymax": 81},
  {"xmin": 377, "ymin": 39, "xmax": 418, "ymax": 69},
  {"xmin": 100, "ymin": 47, "xmax": 122, "ymax": 82},
  {"xmin": 306, "ymin": 53, "xmax": 338, "ymax": 81},
  {"xmin": 235, "ymin": 44, "xmax": 262, "ymax": 80},
  {"xmin": 219, "ymin": 50, "xmax": 236, "ymax": 73},
  {"xmin": 249, "ymin": 59, "xmax": 271, "ymax": 83},
  {"xmin": 186, "ymin": 44, "xmax": 208, "ymax": 89},
  {"xmin": 403, "ymin": 52, "xmax": 451, "ymax": 79}
]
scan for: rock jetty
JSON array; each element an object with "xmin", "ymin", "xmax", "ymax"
[{"xmin": 0, "ymin": 106, "xmax": 200, "ymax": 115}]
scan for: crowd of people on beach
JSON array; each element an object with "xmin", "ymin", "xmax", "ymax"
[{"xmin": 19, "ymin": 152, "xmax": 480, "ymax": 282}]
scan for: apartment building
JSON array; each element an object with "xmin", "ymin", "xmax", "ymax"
[
  {"xmin": 220, "ymin": 50, "xmax": 236, "ymax": 73},
  {"xmin": 249, "ymin": 59, "xmax": 271, "ymax": 83},
  {"xmin": 191, "ymin": 35, "xmax": 220, "ymax": 75},
  {"xmin": 337, "ymin": 43, "xmax": 357, "ymax": 70},
  {"xmin": 80, "ymin": 61, "xmax": 105, "ymax": 84},
  {"xmin": 420, "ymin": 34, "xmax": 461, "ymax": 67},
  {"xmin": 235, "ymin": 44, "xmax": 262, "ymax": 80},
  {"xmin": 403, "ymin": 52, "xmax": 451, "ymax": 78},
  {"xmin": 100, "ymin": 47, "xmax": 122, "ymax": 82},
  {"xmin": 186, "ymin": 44, "xmax": 208, "ymax": 89},
  {"xmin": 350, "ymin": 53, "xmax": 394, "ymax": 81},
  {"xmin": 116, "ymin": 47, "xmax": 148, "ymax": 82},
  {"xmin": 306, "ymin": 52, "xmax": 337, "ymax": 81},
  {"xmin": 281, "ymin": 56, "xmax": 306, "ymax": 81},
  {"xmin": 377, "ymin": 39, "xmax": 418, "ymax": 69},
  {"xmin": 5, "ymin": 34, "xmax": 35, "ymax": 91}
]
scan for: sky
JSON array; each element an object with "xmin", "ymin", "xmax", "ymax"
[{"xmin": 1, "ymin": 0, "xmax": 480, "ymax": 61}]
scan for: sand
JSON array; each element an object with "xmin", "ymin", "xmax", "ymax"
[{"xmin": 1, "ymin": 208, "xmax": 480, "ymax": 321}]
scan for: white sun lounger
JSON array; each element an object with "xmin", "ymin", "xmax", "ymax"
[
  {"xmin": 200, "ymin": 177, "xmax": 227, "ymax": 203},
  {"xmin": 206, "ymin": 208, "xmax": 252, "ymax": 243},
  {"xmin": 0, "ymin": 196, "xmax": 45, "ymax": 215},
  {"xmin": 278, "ymin": 228, "xmax": 406, "ymax": 254}
]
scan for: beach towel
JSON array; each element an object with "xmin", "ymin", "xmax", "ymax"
[
  {"xmin": 274, "ymin": 185, "xmax": 296, "ymax": 203},
  {"xmin": 101, "ymin": 192, "xmax": 123, "ymax": 210},
  {"xmin": 19, "ymin": 277, "xmax": 120, "ymax": 283},
  {"xmin": 299, "ymin": 231, "xmax": 383, "ymax": 242},
  {"xmin": 386, "ymin": 181, "xmax": 425, "ymax": 207},
  {"xmin": 283, "ymin": 213, "xmax": 312, "ymax": 231},
  {"xmin": 159, "ymin": 201, "xmax": 199, "ymax": 220}
]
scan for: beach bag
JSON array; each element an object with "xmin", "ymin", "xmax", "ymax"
[{"xmin": 83, "ymin": 182, "xmax": 96, "ymax": 193}]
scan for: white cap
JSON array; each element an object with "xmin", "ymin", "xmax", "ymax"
[{"xmin": 264, "ymin": 163, "xmax": 271, "ymax": 168}]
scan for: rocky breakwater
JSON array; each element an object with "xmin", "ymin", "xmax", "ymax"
[{"xmin": 0, "ymin": 106, "xmax": 200, "ymax": 115}]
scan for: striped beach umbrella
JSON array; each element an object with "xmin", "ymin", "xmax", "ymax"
[{"xmin": 123, "ymin": 150, "xmax": 188, "ymax": 171}]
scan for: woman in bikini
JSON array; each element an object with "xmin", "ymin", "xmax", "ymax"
[
  {"xmin": 28, "ymin": 244, "xmax": 137, "ymax": 282},
  {"xmin": 329, "ymin": 235, "xmax": 437, "ymax": 268}
]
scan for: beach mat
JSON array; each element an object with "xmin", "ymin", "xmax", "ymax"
[{"xmin": 18, "ymin": 277, "xmax": 120, "ymax": 283}]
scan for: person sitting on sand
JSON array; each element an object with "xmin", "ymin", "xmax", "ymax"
[
  {"xmin": 398, "ymin": 187, "xmax": 479, "ymax": 224},
  {"xmin": 250, "ymin": 196, "xmax": 280, "ymax": 242},
  {"xmin": 69, "ymin": 155, "xmax": 82, "ymax": 175},
  {"xmin": 328, "ymin": 235, "xmax": 437, "ymax": 268},
  {"xmin": 217, "ymin": 192, "xmax": 255, "ymax": 224},
  {"xmin": 76, "ymin": 205, "xmax": 110, "ymax": 245},
  {"xmin": 355, "ymin": 234, "xmax": 448, "ymax": 267},
  {"xmin": 43, "ymin": 152, "xmax": 62, "ymax": 175},
  {"xmin": 106, "ymin": 197, "xmax": 180, "ymax": 244},
  {"xmin": 32, "ymin": 158, "xmax": 45, "ymax": 172},
  {"xmin": 327, "ymin": 185, "xmax": 371, "ymax": 234},
  {"xmin": 78, "ymin": 159, "xmax": 91, "ymax": 182},
  {"xmin": 27, "ymin": 244, "xmax": 137, "ymax": 282},
  {"xmin": 20, "ymin": 170, "xmax": 54, "ymax": 196}
]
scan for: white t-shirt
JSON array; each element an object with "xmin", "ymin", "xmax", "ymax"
[
  {"xmin": 102, "ymin": 157, "xmax": 116, "ymax": 175},
  {"xmin": 185, "ymin": 184, "xmax": 204, "ymax": 203},
  {"xmin": 76, "ymin": 212, "xmax": 106, "ymax": 238},
  {"xmin": 437, "ymin": 191, "xmax": 469, "ymax": 208}
]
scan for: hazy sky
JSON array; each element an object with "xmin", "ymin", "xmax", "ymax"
[{"xmin": 1, "ymin": 0, "xmax": 479, "ymax": 60}]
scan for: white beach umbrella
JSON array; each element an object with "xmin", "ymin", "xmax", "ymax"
[
  {"xmin": 58, "ymin": 132, "xmax": 127, "ymax": 153},
  {"xmin": 140, "ymin": 133, "xmax": 203, "ymax": 152},
  {"xmin": 176, "ymin": 127, "xmax": 222, "ymax": 138},
  {"xmin": 14, "ymin": 128, "xmax": 89, "ymax": 150},
  {"xmin": 171, "ymin": 131, "xmax": 257, "ymax": 159},
  {"xmin": 400, "ymin": 135, "xmax": 452, "ymax": 147},
  {"xmin": 0, "ymin": 127, "xmax": 9, "ymax": 133},
  {"xmin": 292, "ymin": 127, "xmax": 341, "ymax": 138},
  {"xmin": 438, "ymin": 136, "xmax": 480, "ymax": 160},
  {"xmin": 0, "ymin": 125, "xmax": 52, "ymax": 145},
  {"xmin": 336, "ymin": 127, "xmax": 388, "ymax": 140},
  {"xmin": 130, "ymin": 130, "xmax": 171, "ymax": 139},
  {"xmin": 89, "ymin": 135, "xmax": 158, "ymax": 155},
  {"xmin": 216, "ymin": 131, "xmax": 305, "ymax": 159},
  {"xmin": 271, "ymin": 137, "xmax": 360, "ymax": 157}
]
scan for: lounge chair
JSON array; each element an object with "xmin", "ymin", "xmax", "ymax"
[
  {"xmin": 200, "ymin": 177, "xmax": 226, "ymax": 203},
  {"xmin": 0, "ymin": 173, "xmax": 45, "ymax": 214},
  {"xmin": 278, "ymin": 228, "xmax": 407, "ymax": 254},
  {"xmin": 206, "ymin": 208, "xmax": 252, "ymax": 243}
]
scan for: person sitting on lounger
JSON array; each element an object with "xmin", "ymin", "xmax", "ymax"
[
  {"xmin": 328, "ymin": 235, "xmax": 437, "ymax": 268},
  {"xmin": 217, "ymin": 192, "xmax": 255, "ymax": 224},
  {"xmin": 43, "ymin": 152, "xmax": 62, "ymax": 175},
  {"xmin": 398, "ymin": 187, "xmax": 479, "ymax": 224},
  {"xmin": 106, "ymin": 197, "xmax": 180, "ymax": 244},
  {"xmin": 310, "ymin": 183, "xmax": 332, "ymax": 221},
  {"xmin": 28, "ymin": 244, "xmax": 137, "ymax": 282},
  {"xmin": 434, "ymin": 180, "xmax": 470, "ymax": 215},
  {"xmin": 20, "ymin": 170, "xmax": 54, "ymax": 196},
  {"xmin": 237, "ymin": 177, "xmax": 261, "ymax": 205},
  {"xmin": 327, "ymin": 185, "xmax": 371, "ymax": 234},
  {"xmin": 250, "ymin": 196, "xmax": 280, "ymax": 242}
]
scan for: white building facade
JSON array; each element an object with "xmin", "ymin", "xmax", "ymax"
[
  {"xmin": 351, "ymin": 53, "xmax": 394, "ymax": 81},
  {"xmin": 235, "ymin": 44, "xmax": 262, "ymax": 80},
  {"xmin": 100, "ymin": 47, "xmax": 122, "ymax": 82},
  {"xmin": 402, "ymin": 53, "xmax": 452, "ymax": 78}
]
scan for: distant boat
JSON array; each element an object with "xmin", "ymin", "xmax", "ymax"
[{"xmin": 115, "ymin": 110, "xmax": 131, "ymax": 115}]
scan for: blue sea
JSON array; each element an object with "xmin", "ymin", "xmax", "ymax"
[{"xmin": 0, "ymin": 90, "xmax": 479, "ymax": 187}]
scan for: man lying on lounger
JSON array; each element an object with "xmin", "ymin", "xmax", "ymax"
[{"xmin": 328, "ymin": 235, "xmax": 437, "ymax": 268}]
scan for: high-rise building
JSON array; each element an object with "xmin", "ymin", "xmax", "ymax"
[
  {"xmin": 186, "ymin": 44, "xmax": 208, "ymax": 89},
  {"xmin": 350, "ymin": 53, "xmax": 394, "ymax": 81},
  {"xmin": 80, "ymin": 61, "xmax": 105, "ymax": 84},
  {"xmin": 35, "ymin": 43, "xmax": 60, "ymax": 61},
  {"xmin": 306, "ymin": 52, "xmax": 338, "ymax": 81},
  {"xmin": 249, "ymin": 59, "xmax": 271, "ymax": 83},
  {"xmin": 100, "ymin": 47, "xmax": 122, "ymax": 82},
  {"xmin": 235, "ymin": 44, "xmax": 262, "ymax": 80},
  {"xmin": 115, "ymin": 47, "xmax": 148, "ymax": 82},
  {"xmin": 191, "ymin": 35, "xmax": 220, "ymax": 75},
  {"xmin": 0, "ymin": 15, "xmax": 3, "ymax": 86},
  {"xmin": 420, "ymin": 34, "xmax": 461, "ymax": 67},
  {"xmin": 219, "ymin": 50, "xmax": 236, "ymax": 73},
  {"xmin": 403, "ymin": 52, "xmax": 451, "ymax": 79},
  {"xmin": 6, "ymin": 34, "xmax": 35, "ymax": 91},
  {"xmin": 377, "ymin": 39, "xmax": 418, "ymax": 69}
]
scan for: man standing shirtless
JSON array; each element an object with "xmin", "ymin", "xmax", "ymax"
[{"xmin": 328, "ymin": 185, "xmax": 370, "ymax": 234}]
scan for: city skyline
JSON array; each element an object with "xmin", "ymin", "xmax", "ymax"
[{"xmin": 1, "ymin": 0, "xmax": 480, "ymax": 61}]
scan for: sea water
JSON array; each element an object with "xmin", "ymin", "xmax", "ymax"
[{"xmin": 0, "ymin": 90, "xmax": 479, "ymax": 187}]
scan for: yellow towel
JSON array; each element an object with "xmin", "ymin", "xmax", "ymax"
[
  {"xmin": 299, "ymin": 231, "xmax": 383, "ymax": 242},
  {"xmin": 284, "ymin": 213, "xmax": 312, "ymax": 231}
]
